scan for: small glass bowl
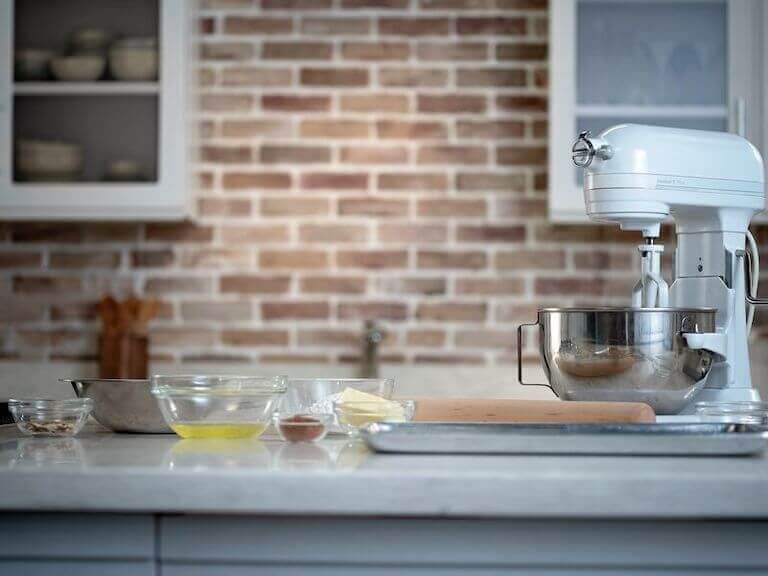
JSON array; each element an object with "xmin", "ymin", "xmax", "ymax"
[
  {"xmin": 8, "ymin": 398, "xmax": 93, "ymax": 437},
  {"xmin": 695, "ymin": 401, "xmax": 768, "ymax": 425},
  {"xmin": 151, "ymin": 375, "xmax": 287, "ymax": 439},
  {"xmin": 273, "ymin": 413, "xmax": 334, "ymax": 443},
  {"xmin": 333, "ymin": 399, "xmax": 415, "ymax": 436}
]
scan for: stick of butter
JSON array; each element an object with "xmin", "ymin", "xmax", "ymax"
[{"xmin": 337, "ymin": 388, "xmax": 405, "ymax": 425}]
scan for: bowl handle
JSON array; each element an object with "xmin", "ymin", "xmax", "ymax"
[{"xmin": 517, "ymin": 322, "xmax": 551, "ymax": 389}]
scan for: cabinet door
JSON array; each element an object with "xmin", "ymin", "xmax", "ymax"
[{"xmin": 549, "ymin": 0, "xmax": 763, "ymax": 222}]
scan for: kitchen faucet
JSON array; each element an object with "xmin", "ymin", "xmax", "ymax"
[{"xmin": 358, "ymin": 321, "xmax": 383, "ymax": 379}]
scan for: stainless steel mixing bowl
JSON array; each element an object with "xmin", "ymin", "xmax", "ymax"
[
  {"xmin": 517, "ymin": 307, "xmax": 717, "ymax": 414},
  {"xmin": 65, "ymin": 379, "xmax": 171, "ymax": 433}
]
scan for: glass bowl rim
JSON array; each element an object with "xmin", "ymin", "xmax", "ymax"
[
  {"xmin": 151, "ymin": 374, "xmax": 287, "ymax": 397},
  {"xmin": 8, "ymin": 398, "xmax": 93, "ymax": 412}
]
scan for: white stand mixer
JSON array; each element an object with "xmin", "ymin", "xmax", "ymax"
[{"xmin": 572, "ymin": 124, "xmax": 766, "ymax": 411}]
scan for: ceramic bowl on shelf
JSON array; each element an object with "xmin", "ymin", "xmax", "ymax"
[
  {"xmin": 14, "ymin": 49, "xmax": 55, "ymax": 81},
  {"xmin": 104, "ymin": 159, "xmax": 145, "ymax": 182},
  {"xmin": 70, "ymin": 27, "xmax": 113, "ymax": 55},
  {"xmin": 50, "ymin": 55, "xmax": 105, "ymax": 81},
  {"xmin": 109, "ymin": 37, "xmax": 158, "ymax": 81},
  {"xmin": 15, "ymin": 139, "xmax": 84, "ymax": 182}
]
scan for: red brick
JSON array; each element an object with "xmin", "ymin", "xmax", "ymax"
[
  {"xmin": 415, "ymin": 354, "xmax": 485, "ymax": 365},
  {"xmin": 457, "ymin": 225, "xmax": 526, "ymax": 243},
  {"xmin": 496, "ymin": 43, "xmax": 548, "ymax": 61},
  {"xmin": 337, "ymin": 250, "xmax": 408, "ymax": 269},
  {"xmin": 145, "ymin": 277, "xmax": 213, "ymax": 294},
  {"xmin": 200, "ymin": 94, "xmax": 253, "ymax": 112},
  {"xmin": 457, "ymin": 17, "xmax": 526, "ymax": 35},
  {"xmin": 534, "ymin": 172, "xmax": 547, "ymax": 191},
  {"xmin": 377, "ymin": 120, "xmax": 447, "ymax": 140},
  {"xmin": 297, "ymin": 329, "xmax": 361, "ymax": 347},
  {"xmin": 224, "ymin": 17, "xmax": 292, "ymax": 35},
  {"xmin": 221, "ymin": 330, "xmax": 290, "ymax": 347},
  {"xmin": 457, "ymin": 120, "xmax": 526, "ymax": 140},
  {"xmin": 418, "ymin": 250, "xmax": 487, "ymax": 269},
  {"xmin": 220, "ymin": 275, "xmax": 291, "ymax": 294},
  {"xmin": 199, "ymin": 42, "xmax": 254, "ymax": 61},
  {"xmin": 9, "ymin": 224, "xmax": 72, "ymax": 243},
  {"xmin": 534, "ymin": 278, "xmax": 606, "ymax": 297},
  {"xmin": 300, "ymin": 119, "xmax": 370, "ymax": 139},
  {"xmin": 301, "ymin": 172, "xmax": 369, "ymax": 190},
  {"xmin": 261, "ymin": 353, "xmax": 330, "ymax": 363},
  {"xmin": 418, "ymin": 145, "xmax": 488, "ymax": 165},
  {"xmin": 263, "ymin": 42, "xmax": 333, "ymax": 60},
  {"xmin": 201, "ymin": 145, "xmax": 251, "ymax": 163},
  {"xmin": 145, "ymin": 223, "xmax": 214, "ymax": 243},
  {"xmin": 300, "ymin": 68, "xmax": 368, "ymax": 87},
  {"xmin": 221, "ymin": 119, "xmax": 292, "ymax": 138},
  {"xmin": 379, "ymin": 18, "xmax": 451, "ymax": 36},
  {"xmin": 201, "ymin": 0, "xmax": 251, "ymax": 7},
  {"xmin": 534, "ymin": 224, "xmax": 640, "ymax": 244},
  {"xmin": 198, "ymin": 69, "xmax": 215, "ymax": 87},
  {"xmin": 338, "ymin": 197, "xmax": 408, "ymax": 218},
  {"xmin": 377, "ymin": 277, "xmax": 446, "ymax": 295},
  {"xmin": 260, "ymin": 250, "xmax": 329, "ymax": 269},
  {"xmin": 261, "ymin": 145, "xmax": 331, "ymax": 164},
  {"xmin": 13, "ymin": 276, "xmax": 81, "ymax": 294},
  {"xmin": 299, "ymin": 224, "xmax": 368, "ymax": 243},
  {"xmin": 455, "ymin": 329, "xmax": 515, "ymax": 349},
  {"xmin": 531, "ymin": 119, "xmax": 547, "ymax": 138},
  {"xmin": 378, "ymin": 224, "xmax": 447, "ymax": 244},
  {"xmin": 497, "ymin": 0, "xmax": 548, "ymax": 7},
  {"xmin": 378, "ymin": 172, "xmax": 448, "ymax": 191},
  {"xmin": 417, "ymin": 42, "xmax": 487, "ymax": 61},
  {"xmin": 49, "ymin": 251, "xmax": 120, "ymax": 269},
  {"xmin": 533, "ymin": 16, "xmax": 548, "ymax": 37},
  {"xmin": 300, "ymin": 276, "xmax": 367, "ymax": 294},
  {"xmin": 497, "ymin": 146, "xmax": 547, "ymax": 166},
  {"xmin": 379, "ymin": 68, "xmax": 448, "ymax": 87},
  {"xmin": 496, "ymin": 198, "xmax": 547, "ymax": 218},
  {"xmin": 418, "ymin": 198, "xmax": 486, "ymax": 218},
  {"xmin": 497, "ymin": 95, "xmax": 547, "ymax": 112},
  {"xmin": 456, "ymin": 277, "xmax": 525, "ymax": 295},
  {"xmin": 263, "ymin": 0, "xmax": 331, "ymax": 8},
  {"xmin": 338, "ymin": 302, "xmax": 408, "ymax": 321},
  {"xmin": 0, "ymin": 251, "xmax": 42, "ymax": 268},
  {"xmin": 181, "ymin": 248, "xmax": 252, "ymax": 269},
  {"xmin": 262, "ymin": 301, "xmax": 330, "ymax": 320},
  {"xmin": 341, "ymin": 0, "xmax": 408, "ymax": 8},
  {"xmin": 407, "ymin": 329, "xmax": 446, "ymax": 347},
  {"xmin": 261, "ymin": 197, "xmax": 330, "ymax": 217},
  {"xmin": 221, "ymin": 68, "xmax": 292, "ymax": 86},
  {"xmin": 181, "ymin": 353, "xmax": 251, "ymax": 363},
  {"xmin": 223, "ymin": 172, "xmax": 291, "ymax": 190},
  {"xmin": 220, "ymin": 225, "xmax": 290, "ymax": 244},
  {"xmin": 340, "ymin": 146, "xmax": 408, "ymax": 164},
  {"xmin": 340, "ymin": 93, "xmax": 409, "ymax": 113},
  {"xmin": 418, "ymin": 94, "xmax": 486, "ymax": 114},
  {"xmin": 457, "ymin": 68, "xmax": 526, "ymax": 87},
  {"xmin": 495, "ymin": 302, "xmax": 544, "ymax": 324},
  {"xmin": 199, "ymin": 17, "xmax": 215, "ymax": 34},
  {"xmin": 198, "ymin": 197, "xmax": 252, "ymax": 217},
  {"xmin": 420, "ymin": 0, "xmax": 494, "ymax": 8},
  {"xmin": 342, "ymin": 42, "xmax": 410, "ymax": 61},
  {"xmin": 496, "ymin": 249, "xmax": 565, "ymax": 270},
  {"xmin": 181, "ymin": 301, "xmax": 253, "ymax": 322},
  {"xmin": 417, "ymin": 302, "xmax": 486, "ymax": 322},
  {"xmin": 131, "ymin": 250, "xmax": 174, "ymax": 268},
  {"xmin": 302, "ymin": 18, "xmax": 371, "ymax": 35},
  {"xmin": 262, "ymin": 95, "xmax": 331, "ymax": 112},
  {"xmin": 49, "ymin": 302, "xmax": 98, "ymax": 321},
  {"xmin": 573, "ymin": 251, "xmax": 633, "ymax": 270}
]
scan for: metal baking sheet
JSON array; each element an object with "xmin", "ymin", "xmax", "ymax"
[{"xmin": 361, "ymin": 422, "xmax": 768, "ymax": 456}]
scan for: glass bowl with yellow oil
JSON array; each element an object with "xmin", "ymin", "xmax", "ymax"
[{"xmin": 151, "ymin": 375, "xmax": 287, "ymax": 439}]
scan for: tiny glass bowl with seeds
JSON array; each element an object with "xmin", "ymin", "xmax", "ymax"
[{"xmin": 8, "ymin": 398, "xmax": 93, "ymax": 437}]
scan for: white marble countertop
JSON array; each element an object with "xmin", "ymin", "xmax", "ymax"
[{"xmin": 2, "ymin": 424, "xmax": 768, "ymax": 519}]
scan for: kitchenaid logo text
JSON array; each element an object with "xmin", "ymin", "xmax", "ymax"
[{"xmin": 657, "ymin": 177, "xmax": 687, "ymax": 187}]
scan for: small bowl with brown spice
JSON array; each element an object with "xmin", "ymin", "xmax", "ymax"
[
  {"xmin": 8, "ymin": 398, "xmax": 93, "ymax": 437},
  {"xmin": 273, "ymin": 413, "xmax": 333, "ymax": 443}
]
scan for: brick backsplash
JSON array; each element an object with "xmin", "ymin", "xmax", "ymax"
[{"xmin": 2, "ymin": 0, "xmax": 767, "ymax": 366}]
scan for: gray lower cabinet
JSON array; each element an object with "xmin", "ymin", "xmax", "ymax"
[{"xmin": 0, "ymin": 560, "xmax": 154, "ymax": 576}]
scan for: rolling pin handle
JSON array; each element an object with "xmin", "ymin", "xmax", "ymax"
[{"xmin": 517, "ymin": 322, "xmax": 550, "ymax": 389}]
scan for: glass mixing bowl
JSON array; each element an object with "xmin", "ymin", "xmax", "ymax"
[
  {"xmin": 151, "ymin": 375, "xmax": 287, "ymax": 439},
  {"xmin": 8, "ymin": 398, "xmax": 93, "ymax": 437},
  {"xmin": 695, "ymin": 401, "xmax": 768, "ymax": 425}
]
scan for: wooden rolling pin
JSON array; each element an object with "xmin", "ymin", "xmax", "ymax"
[{"xmin": 407, "ymin": 398, "xmax": 655, "ymax": 424}]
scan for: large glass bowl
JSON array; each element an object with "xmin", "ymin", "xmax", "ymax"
[{"xmin": 151, "ymin": 375, "xmax": 286, "ymax": 439}]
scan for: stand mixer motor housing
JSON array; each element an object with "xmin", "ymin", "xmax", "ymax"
[{"xmin": 573, "ymin": 124, "xmax": 766, "ymax": 409}]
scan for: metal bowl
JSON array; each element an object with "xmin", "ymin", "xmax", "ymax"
[
  {"xmin": 65, "ymin": 379, "xmax": 171, "ymax": 433},
  {"xmin": 518, "ymin": 307, "xmax": 717, "ymax": 415}
]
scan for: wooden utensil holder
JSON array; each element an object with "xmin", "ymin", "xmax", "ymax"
[{"xmin": 99, "ymin": 333, "xmax": 148, "ymax": 379}]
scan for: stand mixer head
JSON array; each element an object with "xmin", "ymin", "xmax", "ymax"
[{"xmin": 573, "ymin": 124, "xmax": 766, "ymax": 410}]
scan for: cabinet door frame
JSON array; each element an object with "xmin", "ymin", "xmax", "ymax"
[
  {"xmin": 548, "ymin": 0, "xmax": 764, "ymax": 223},
  {"xmin": 0, "ymin": 0, "xmax": 193, "ymax": 221}
]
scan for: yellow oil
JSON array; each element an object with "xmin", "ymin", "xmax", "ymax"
[{"xmin": 170, "ymin": 422, "xmax": 267, "ymax": 439}]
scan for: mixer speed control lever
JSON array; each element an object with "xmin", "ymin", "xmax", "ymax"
[{"xmin": 572, "ymin": 130, "xmax": 614, "ymax": 168}]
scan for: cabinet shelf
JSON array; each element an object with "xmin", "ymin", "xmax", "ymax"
[
  {"xmin": 14, "ymin": 82, "xmax": 160, "ymax": 96},
  {"xmin": 576, "ymin": 105, "xmax": 729, "ymax": 119}
]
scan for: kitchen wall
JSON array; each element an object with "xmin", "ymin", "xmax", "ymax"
[{"xmin": 1, "ymin": 0, "xmax": 767, "ymax": 368}]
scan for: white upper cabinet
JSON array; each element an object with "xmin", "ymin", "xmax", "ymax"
[
  {"xmin": 550, "ymin": 0, "xmax": 767, "ymax": 222},
  {"xmin": 0, "ymin": 0, "xmax": 192, "ymax": 221}
]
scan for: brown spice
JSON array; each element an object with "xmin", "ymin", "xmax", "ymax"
[
  {"xmin": 278, "ymin": 415, "xmax": 325, "ymax": 443},
  {"xmin": 24, "ymin": 420, "xmax": 77, "ymax": 436}
]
